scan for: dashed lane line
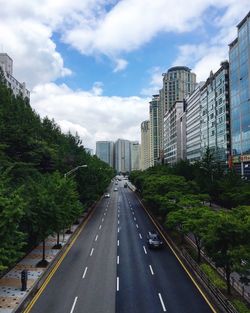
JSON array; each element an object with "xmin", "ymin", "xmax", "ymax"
[
  {"xmin": 139, "ymin": 233, "xmax": 142, "ymax": 239},
  {"xmin": 82, "ymin": 267, "xmax": 88, "ymax": 279},
  {"xmin": 143, "ymin": 246, "xmax": 147, "ymax": 254},
  {"xmin": 90, "ymin": 248, "xmax": 94, "ymax": 256},
  {"xmin": 95, "ymin": 235, "xmax": 98, "ymax": 241},
  {"xmin": 70, "ymin": 297, "xmax": 78, "ymax": 313},
  {"xmin": 158, "ymin": 293, "xmax": 167, "ymax": 312},
  {"xmin": 149, "ymin": 265, "xmax": 154, "ymax": 275},
  {"xmin": 117, "ymin": 277, "xmax": 120, "ymax": 291}
]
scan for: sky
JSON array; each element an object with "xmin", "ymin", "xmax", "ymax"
[{"xmin": 0, "ymin": 0, "xmax": 249, "ymax": 151}]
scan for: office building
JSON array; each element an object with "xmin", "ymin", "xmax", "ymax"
[
  {"xmin": 115, "ymin": 139, "xmax": 131, "ymax": 173},
  {"xmin": 200, "ymin": 61, "xmax": 230, "ymax": 163},
  {"xmin": 140, "ymin": 120, "xmax": 151, "ymax": 170},
  {"xmin": 229, "ymin": 11, "xmax": 250, "ymax": 178},
  {"xmin": 186, "ymin": 83, "xmax": 204, "ymax": 163},
  {"xmin": 96, "ymin": 141, "xmax": 114, "ymax": 167},
  {"xmin": 0, "ymin": 53, "xmax": 30, "ymax": 99},
  {"xmin": 130, "ymin": 141, "xmax": 140, "ymax": 171},
  {"xmin": 149, "ymin": 95, "xmax": 161, "ymax": 166}
]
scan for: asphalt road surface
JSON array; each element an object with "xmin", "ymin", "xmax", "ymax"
[{"xmin": 27, "ymin": 179, "xmax": 215, "ymax": 313}]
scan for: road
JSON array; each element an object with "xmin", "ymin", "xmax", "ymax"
[{"xmin": 27, "ymin": 179, "xmax": 216, "ymax": 313}]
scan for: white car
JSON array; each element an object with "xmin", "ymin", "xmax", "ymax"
[
  {"xmin": 104, "ymin": 193, "xmax": 110, "ymax": 198},
  {"xmin": 114, "ymin": 188, "xmax": 118, "ymax": 191}
]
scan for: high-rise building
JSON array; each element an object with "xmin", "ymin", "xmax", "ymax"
[
  {"xmin": 229, "ymin": 11, "xmax": 250, "ymax": 178},
  {"xmin": 186, "ymin": 83, "xmax": 204, "ymax": 163},
  {"xmin": 96, "ymin": 141, "xmax": 114, "ymax": 167},
  {"xmin": 115, "ymin": 139, "xmax": 131, "ymax": 173},
  {"xmin": 162, "ymin": 66, "xmax": 196, "ymax": 113},
  {"xmin": 130, "ymin": 141, "xmax": 140, "ymax": 171},
  {"xmin": 200, "ymin": 61, "xmax": 230, "ymax": 164},
  {"xmin": 0, "ymin": 53, "xmax": 30, "ymax": 99},
  {"xmin": 149, "ymin": 95, "xmax": 161, "ymax": 166},
  {"xmin": 164, "ymin": 101, "xmax": 186, "ymax": 164},
  {"xmin": 140, "ymin": 120, "xmax": 151, "ymax": 170},
  {"xmin": 158, "ymin": 88, "xmax": 165, "ymax": 162}
]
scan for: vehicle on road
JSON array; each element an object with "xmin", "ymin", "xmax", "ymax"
[
  {"xmin": 104, "ymin": 193, "xmax": 110, "ymax": 198},
  {"xmin": 124, "ymin": 182, "xmax": 128, "ymax": 188},
  {"xmin": 147, "ymin": 231, "xmax": 163, "ymax": 249},
  {"xmin": 114, "ymin": 188, "xmax": 118, "ymax": 191}
]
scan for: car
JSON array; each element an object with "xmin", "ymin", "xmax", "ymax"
[
  {"xmin": 114, "ymin": 188, "xmax": 118, "ymax": 191},
  {"xmin": 147, "ymin": 231, "xmax": 163, "ymax": 249},
  {"xmin": 104, "ymin": 193, "xmax": 110, "ymax": 198},
  {"xmin": 124, "ymin": 182, "xmax": 128, "ymax": 188}
]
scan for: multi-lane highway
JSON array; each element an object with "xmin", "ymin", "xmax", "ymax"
[{"xmin": 26, "ymin": 178, "xmax": 216, "ymax": 313}]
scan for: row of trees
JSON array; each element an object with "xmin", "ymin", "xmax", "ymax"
[
  {"xmin": 0, "ymin": 69, "xmax": 115, "ymax": 271},
  {"xmin": 129, "ymin": 157, "xmax": 250, "ymax": 295}
]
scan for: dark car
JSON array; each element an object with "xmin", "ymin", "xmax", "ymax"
[{"xmin": 147, "ymin": 231, "xmax": 163, "ymax": 249}]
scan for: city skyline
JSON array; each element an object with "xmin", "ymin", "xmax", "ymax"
[{"xmin": 0, "ymin": 1, "xmax": 249, "ymax": 150}]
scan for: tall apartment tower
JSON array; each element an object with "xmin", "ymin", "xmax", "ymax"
[
  {"xmin": 229, "ymin": 11, "xmax": 250, "ymax": 179},
  {"xmin": 149, "ymin": 95, "xmax": 161, "ymax": 166},
  {"xmin": 96, "ymin": 141, "xmax": 114, "ymax": 167},
  {"xmin": 0, "ymin": 53, "xmax": 30, "ymax": 99},
  {"xmin": 200, "ymin": 62, "xmax": 230, "ymax": 164},
  {"xmin": 140, "ymin": 120, "xmax": 151, "ymax": 170},
  {"xmin": 130, "ymin": 141, "xmax": 140, "ymax": 171},
  {"xmin": 115, "ymin": 139, "xmax": 131, "ymax": 173},
  {"xmin": 162, "ymin": 66, "xmax": 196, "ymax": 113}
]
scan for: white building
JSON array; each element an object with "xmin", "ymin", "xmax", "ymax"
[
  {"xmin": 115, "ymin": 139, "xmax": 131, "ymax": 173},
  {"xmin": 0, "ymin": 53, "xmax": 30, "ymax": 99},
  {"xmin": 130, "ymin": 141, "xmax": 140, "ymax": 171},
  {"xmin": 140, "ymin": 120, "xmax": 151, "ymax": 170}
]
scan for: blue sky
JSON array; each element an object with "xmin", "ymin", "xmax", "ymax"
[{"xmin": 0, "ymin": 0, "xmax": 249, "ymax": 150}]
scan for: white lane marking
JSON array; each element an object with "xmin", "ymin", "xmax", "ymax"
[
  {"xmin": 139, "ymin": 233, "xmax": 142, "ymax": 239},
  {"xmin": 82, "ymin": 267, "xmax": 88, "ymax": 279},
  {"xmin": 90, "ymin": 248, "xmax": 94, "ymax": 256},
  {"xmin": 158, "ymin": 293, "xmax": 167, "ymax": 312},
  {"xmin": 102, "ymin": 218, "xmax": 104, "ymax": 222},
  {"xmin": 99, "ymin": 225, "xmax": 102, "ymax": 230},
  {"xmin": 118, "ymin": 227, "xmax": 120, "ymax": 233},
  {"xmin": 70, "ymin": 297, "xmax": 78, "ymax": 313},
  {"xmin": 136, "ymin": 224, "xmax": 139, "ymax": 228},
  {"xmin": 104, "ymin": 212, "xmax": 106, "ymax": 216},
  {"xmin": 134, "ymin": 217, "xmax": 136, "ymax": 221},
  {"xmin": 117, "ymin": 240, "xmax": 120, "ymax": 246},
  {"xmin": 117, "ymin": 255, "xmax": 120, "ymax": 264},
  {"xmin": 149, "ymin": 265, "xmax": 154, "ymax": 275},
  {"xmin": 118, "ymin": 214, "xmax": 120, "ymax": 218},
  {"xmin": 95, "ymin": 235, "xmax": 98, "ymax": 241},
  {"xmin": 117, "ymin": 277, "xmax": 119, "ymax": 291},
  {"xmin": 132, "ymin": 211, "xmax": 134, "ymax": 215},
  {"xmin": 143, "ymin": 246, "xmax": 147, "ymax": 254}
]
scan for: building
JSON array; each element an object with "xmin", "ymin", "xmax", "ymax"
[
  {"xmin": 140, "ymin": 120, "xmax": 151, "ymax": 170},
  {"xmin": 96, "ymin": 141, "xmax": 114, "ymax": 167},
  {"xmin": 0, "ymin": 53, "xmax": 30, "ymax": 99},
  {"xmin": 164, "ymin": 101, "xmax": 186, "ymax": 164},
  {"xmin": 162, "ymin": 66, "xmax": 196, "ymax": 113},
  {"xmin": 114, "ymin": 139, "xmax": 131, "ymax": 173},
  {"xmin": 130, "ymin": 141, "xmax": 140, "ymax": 171},
  {"xmin": 200, "ymin": 61, "xmax": 230, "ymax": 164},
  {"xmin": 85, "ymin": 148, "xmax": 94, "ymax": 156},
  {"xmin": 158, "ymin": 88, "xmax": 165, "ymax": 162},
  {"xmin": 149, "ymin": 95, "xmax": 161, "ymax": 166},
  {"xmin": 186, "ymin": 83, "xmax": 204, "ymax": 163},
  {"xmin": 229, "ymin": 11, "xmax": 250, "ymax": 178}
]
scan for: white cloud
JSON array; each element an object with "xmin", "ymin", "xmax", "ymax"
[
  {"xmin": 31, "ymin": 82, "xmax": 149, "ymax": 150},
  {"xmin": 141, "ymin": 67, "xmax": 164, "ymax": 96},
  {"xmin": 113, "ymin": 58, "xmax": 128, "ymax": 72}
]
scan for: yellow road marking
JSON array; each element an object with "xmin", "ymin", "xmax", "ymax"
[
  {"xmin": 136, "ymin": 195, "xmax": 217, "ymax": 313},
  {"xmin": 23, "ymin": 208, "xmax": 96, "ymax": 313}
]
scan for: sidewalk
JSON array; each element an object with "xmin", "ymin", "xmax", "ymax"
[{"xmin": 0, "ymin": 215, "xmax": 86, "ymax": 313}]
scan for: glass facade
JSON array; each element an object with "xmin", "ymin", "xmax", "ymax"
[
  {"xmin": 229, "ymin": 12, "xmax": 250, "ymax": 178},
  {"xmin": 96, "ymin": 141, "xmax": 114, "ymax": 167}
]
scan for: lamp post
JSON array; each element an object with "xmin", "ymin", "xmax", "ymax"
[{"xmin": 64, "ymin": 164, "xmax": 88, "ymax": 178}]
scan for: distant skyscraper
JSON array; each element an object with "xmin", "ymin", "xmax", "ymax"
[
  {"xmin": 115, "ymin": 139, "xmax": 131, "ymax": 173},
  {"xmin": 229, "ymin": 11, "xmax": 250, "ymax": 178},
  {"xmin": 130, "ymin": 141, "xmax": 140, "ymax": 171},
  {"xmin": 162, "ymin": 66, "xmax": 196, "ymax": 113},
  {"xmin": 96, "ymin": 141, "xmax": 114, "ymax": 167},
  {"xmin": 0, "ymin": 53, "xmax": 30, "ymax": 99},
  {"xmin": 200, "ymin": 61, "xmax": 230, "ymax": 164},
  {"xmin": 140, "ymin": 120, "xmax": 151, "ymax": 170},
  {"xmin": 149, "ymin": 95, "xmax": 161, "ymax": 166}
]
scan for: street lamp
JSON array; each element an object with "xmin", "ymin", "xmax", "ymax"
[{"xmin": 64, "ymin": 165, "xmax": 88, "ymax": 178}]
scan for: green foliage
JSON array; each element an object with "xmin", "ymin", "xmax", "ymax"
[
  {"xmin": 200, "ymin": 264, "xmax": 227, "ymax": 290},
  {"xmin": 232, "ymin": 300, "xmax": 250, "ymax": 313}
]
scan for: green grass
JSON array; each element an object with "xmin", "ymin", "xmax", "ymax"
[
  {"xmin": 232, "ymin": 299, "xmax": 250, "ymax": 313},
  {"xmin": 200, "ymin": 263, "xmax": 227, "ymax": 290}
]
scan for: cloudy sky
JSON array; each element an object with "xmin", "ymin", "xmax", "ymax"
[{"xmin": 0, "ymin": 0, "xmax": 249, "ymax": 151}]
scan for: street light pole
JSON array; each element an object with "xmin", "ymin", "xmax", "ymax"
[{"xmin": 64, "ymin": 164, "xmax": 88, "ymax": 178}]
